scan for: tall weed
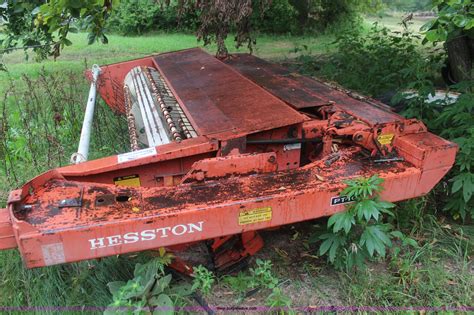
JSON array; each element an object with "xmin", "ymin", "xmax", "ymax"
[
  {"xmin": 401, "ymin": 80, "xmax": 474, "ymax": 220},
  {"xmin": 0, "ymin": 67, "xmax": 129, "ymax": 206},
  {"xmin": 0, "ymin": 67, "xmax": 132, "ymax": 308}
]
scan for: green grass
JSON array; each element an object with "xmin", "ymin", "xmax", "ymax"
[
  {"xmin": 341, "ymin": 216, "xmax": 473, "ymax": 307},
  {"xmin": 0, "ymin": 32, "xmax": 334, "ymax": 82},
  {"xmin": 0, "ymin": 250, "xmax": 154, "ymax": 311}
]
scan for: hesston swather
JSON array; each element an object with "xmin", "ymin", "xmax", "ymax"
[{"xmin": 0, "ymin": 48, "xmax": 457, "ymax": 273}]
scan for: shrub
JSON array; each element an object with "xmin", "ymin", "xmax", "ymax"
[
  {"xmin": 106, "ymin": 0, "xmax": 371, "ymax": 36},
  {"xmin": 294, "ymin": 21, "xmax": 472, "ymax": 221},
  {"xmin": 107, "ymin": 0, "xmax": 165, "ymax": 35},
  {"xmin": 105, "ymin": 256, "xmax": 192, "ymax": 314},
  {"xmin": 251, "ymin": 0, "xmax": 299, "ymax": 34},
  {"xmin": 315, "ymin": 175, "xmax": 417, "ymax": 271},
  {"xmin": 318, "ymin": 23, "xmax": 442, "ymax": 97},
  {"xmin": 401, "ymin": 80, "xmax": 474, "ymax": 220},
  {"xmin": 191, "ymin": 265, "xmax": 215, "ymax": 296},
  {"xmin": 222, "ymin": 259, "xmax": 292, "ymax": 310},
  {"xmin": 421, "ymin": 0, "xmax": 474, "ymax": 83}
]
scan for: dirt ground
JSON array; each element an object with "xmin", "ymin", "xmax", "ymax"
[{"xmin": 199, "ymin": 219, "xmax": 346, "ymax": 311}]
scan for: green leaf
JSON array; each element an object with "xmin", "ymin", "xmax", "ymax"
[
  {"xmin": 31, "ymin": 6, "xmax": 41, "ymax": 15},
  {"xmin": 452, "ymin": 178, "xmax": 463, "ymax": 193},
  {"xmin": 328, "ymin": 238, "xmax": 340, "ymax": 262},
  {"xmin": 134, "ymin": 263, "xmax": 145, "ymax": 278},
  {"xmin": 360, "ymin": 225, "xmax": 391, "ymax": 257},
  {"xmin": 463, "ymin": 180, "xmax": 472, "ymax": 203},
  {"xmin": 191, "ymin": 282, "xmax": 200, "ymax": 292},
  {"xmin": 465, "ymin": 19, "xmax": 474, "ymax": 29},
  {"xmin": 452, "ymin": 14, "xmax": 468, "ymax": 28},
  {"xmin": 328, "ymin": 211, "xmax": 355, "ymax": 234},
  {"xmin": 356, "ymin": 199, "xmax": 381, "ymax": 222},
  {"xmin": 360, "ymin": 229, "xmax": 375, "ymax": 256},
  {"xmin": 168, "ymin": 283, "xmax": 193, "ymax": 297},
  {"xmin": 372, "ymin": 225, "xmax": 392, "ymax": 246},
  {"xmin": 61, "ymin": 38, "xmax": 73, "ymax": 46},
  {"xmin": 390, "ymin": 231, "xmax": 404, "ymax": 239},
  {"xmin": 87, "ymin": 32, "xmax": 97, "ymax": 45},
  {"xmin": 403, "ymin": 238, "xmax": 418, "ymax": 248},
  {"xmin": 319, "ymin": 237, "xmax": 333, "ymax": 256},
  {"xmin": 151, "ymin": 274, "xmax": 172, "ymax": 296},
  {"xmin": 319, "ymin": 233, "xmax": 345, "ymax": 262},
  {"xmin": 377, "ymin": 200, "xmax": 395, "ymax": 209},
  {"xmin": 425, "ymin": 28, "xmax": 448, "ymax": 42},
  {"xmin": 107, "ymin": 281, "xmax": 125, "ymax": 296},
  {"xmin": 150, "ymin": 294, "xmax": 174, "ymax": 315},
  {"xmin": 420, "ymin": 19, "xmax": 436, "ymax": 32},
  {"xmin": 101, "ymin": 34, "xmax": 108, "ymax": 44}
]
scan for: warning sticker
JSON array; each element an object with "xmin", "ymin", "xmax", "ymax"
[
  {"xmin": 377, "ymin": 134, "xmax": 395, "ymax": 145},
  {"xmin": 117, "ymin": 147, "xmax": 157, "ymax": 164},
  {"xmin": 239, "ymin": 207, "xmax": 272, "ymax": 225},
  {"xmin": 114, "ymin": 174, "xmax": 141, "ymax": 187},
  {"xmin": 42, "ymin": 243, "xmax": 66, "ymax": 266}
]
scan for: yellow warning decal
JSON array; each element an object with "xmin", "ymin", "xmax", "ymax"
[
  {"xmin": 239, "ymin": 207, "xmax": 272, "ymax": 225},
  {"xmin": 114, "ymin": 174, "xmax": 141, "ymax": 187},
  {"xmin": 377, "ymin": 134, "xmax": 395, "ymax": 145}
]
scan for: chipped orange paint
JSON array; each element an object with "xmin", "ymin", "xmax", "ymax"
[{"xmin": 0, "ymin": 49, "xmax": 457, "ymax": 269}]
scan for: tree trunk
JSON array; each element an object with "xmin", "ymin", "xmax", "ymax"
[{"xmin": 446, "ymin": 35, "xmax": 473, "ymax": 82}]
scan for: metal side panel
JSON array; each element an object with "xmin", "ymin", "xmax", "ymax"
[
  {"xmin": 225, "ymin": 53, "xmax": 404, "ymax": 126},
  {"xmin": 152, "ymin": 48, "xmax": 306, "ymax": 139},
  {"xmin": 0, "ymin": 208, "xmax": 16, "ymax": 250}
]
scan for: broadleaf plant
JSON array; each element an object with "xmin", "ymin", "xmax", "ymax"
[
  {"xmin": 317, "ymin": 175, "xmax": 417, "ymax": 270},
  {"xmin": 104, "ymin": 252, "xmax": 191, "ymax": 315},
  {"xmin": 191, "ymin": 265, "xmax": 215, "ymax": 296},
  {"xmin": 222, "ymin": 259, "xmax": 293, "ymax": 312}
]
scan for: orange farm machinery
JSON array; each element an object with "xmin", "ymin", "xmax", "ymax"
[{"xmin": 0, "ymin": 48, "xmax": 457, "ymax": 272}]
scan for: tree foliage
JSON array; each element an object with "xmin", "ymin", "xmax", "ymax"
[
  {"xmin": 0, "ymin": 0, "xmax": 114, "ymax": 62},
  {"xmin": 0, "ymin": 0, "xmax": 382, "ymax": 63},
  {"xmin": 421, "ymin": 0, "xmax": 473, "ymax": 82},
  {"xmin": 0, "ymin": 0, "xmax": 268, "ymax": 60}
]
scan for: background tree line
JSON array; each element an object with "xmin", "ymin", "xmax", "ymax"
[{"xmin": 106, "ymin": 0, "xmax": 385, "ymax": 36}]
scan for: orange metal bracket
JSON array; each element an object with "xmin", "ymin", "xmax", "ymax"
[{"xmin": 0, "ymin": 208, "xmax": 16, "ymax": 250}]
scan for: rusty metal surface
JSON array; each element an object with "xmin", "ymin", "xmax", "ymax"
[
  {"xmin": 8, "ymin": 138, "xmax": 457, "ymax": 268},
  {"xmin": 15, "ymin": 150, "xmax": 420, "ymax": 231},
  {"xmin": 225, "ymin": 54, "xmax": 404, "ymax": 125},
  {"xmin": 153, "ymin": 48, "xmax": 305, "ymax": 138},
  {"xmin": 181, "ymin": 152, "xmax": 278, "ymax": 183}
]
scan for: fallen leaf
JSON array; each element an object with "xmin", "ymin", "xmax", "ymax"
[
  {"xmin": 316, "ymin": 174, "xmax": 325, "ymax": 181},
  {"xmin": 274, "ymin": 247, "xmax": 289, "ymax": 258},
  {"xmin": 291, "ymin": 231, "xmax": 299, "ymax": 241}
]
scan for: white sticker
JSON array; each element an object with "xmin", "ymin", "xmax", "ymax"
[
  {"xmin": 283, "ymin": 143, "xmax": 302, "ymax": 151},
  {"xmin": 42, "ymin": 243, "xmax": 66, "ymax": 266},
  {"xmin": 118, "ymin": 147, "xmax": 157, "ymax": 164}
]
